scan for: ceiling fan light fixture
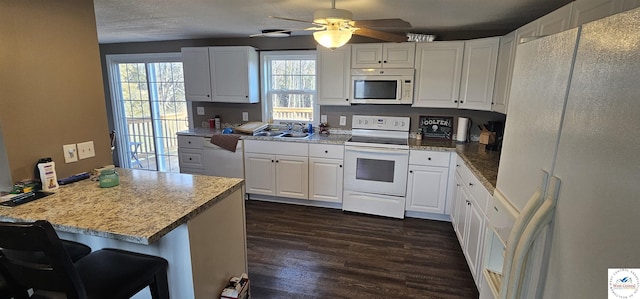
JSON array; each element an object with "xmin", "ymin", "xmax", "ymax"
[
  {"xmin": 314, "ymin": 29, "xmax": 352, "ymax": 49},
  {"xmin": 313, "ymin": 8, "xmax": 353, "ymax": 24},
  {"xmin": 261, "ymin": 29, "xmax": 291, "ymax": 37}
]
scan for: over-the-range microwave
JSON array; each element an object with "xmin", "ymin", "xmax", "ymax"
[{"xmin": 351, "ymin": 68, "xmax": 414, "ymax": 104}]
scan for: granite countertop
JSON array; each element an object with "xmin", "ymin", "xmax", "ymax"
[
  {"xmin": 0, "ymin": 168, "xmax": 244, "ymax": 245},
  {"xmin": 177, "ymin": 128, "xmax": 500, "ymax": 193},
  {"xmin": 410, "ymin": 138, "xmax": 501, "ymax": 193}
]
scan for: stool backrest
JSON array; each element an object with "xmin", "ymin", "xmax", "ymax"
[{"xmin": 0, "ymin": 220, "xmax": 86, "ymax": 299}]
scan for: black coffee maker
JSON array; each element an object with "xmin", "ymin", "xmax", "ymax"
[{"xmin": 485, "ymin": 121, "xmax": 504, "ymax": 151}]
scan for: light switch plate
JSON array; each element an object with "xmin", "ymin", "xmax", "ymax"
[
  {"xmin": 339, "ymin": 116, "xmax": 347, "ymax": 126},
  {"xmin": 196, "ymin": 106, "xmax": 205, "ymax": 115},
  {"xmin": 321, "ymin": 115, "xmax": 327, "ymax": 124},
  {"xmin": 242, "ymin": 112, "xmax": 249, "ymax": 122},
  {"xmin": 63, "ymin": 144, "xmax": 78, "ymax": 163},
  {"xmin": 77, "ymin": 141, "xmax": 95, "ymax": 160}
]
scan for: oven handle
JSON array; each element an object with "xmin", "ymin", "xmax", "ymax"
[{"xmin": 344, "ymin": 146, "xmax": 408, "ymax": 155}]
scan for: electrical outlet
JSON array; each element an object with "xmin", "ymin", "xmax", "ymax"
[
  {"xmin": 339, "ymin": 116, "xmax": 347, "ymax": 126},
  {"xmin": 196, "ymin": 106, "xmax": 205, "ymax": 115},
  {"xmin": 320, "ymin": 115, "xmax": 327, "ymax": 124},
  {"xmin": 242, "ymin": 112, "xmax": 249, "ymax": 122},
  {"xmin": 63, "ymin": 144, "xmax": 78, "ymax": 163},
  {"xmin": 77, "ymin": 141, "xmax": 95, "ymax": 160}
]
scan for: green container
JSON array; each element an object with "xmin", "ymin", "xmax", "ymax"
[{"xmin": 99, "ymin": 169, "xmax": 120, "ymax": 188}]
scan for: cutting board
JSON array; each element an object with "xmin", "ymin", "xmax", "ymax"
[{"xmin": 234, "ymin": 122, "xmax": 268, "ymax": 134}]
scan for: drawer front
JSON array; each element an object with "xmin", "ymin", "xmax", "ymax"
[
  {"xmin": 409, "ymin": 150, "xmax": 451, "ymax": 167},
  {"xmin": 244, "ymin": 140, "xmax": 308, "ymax": 156},
  {"xmin": 178, "ymin": 135, "xmax": 205, "ymax": 149},
  {"xmin": 309, "ymin": 144, "xmax": 344, "ymax": 159},
  {"xmin": 179, "ymin": 149, "xmax": 204, "ymax": 168}
]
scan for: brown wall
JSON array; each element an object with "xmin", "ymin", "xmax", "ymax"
[{"xmin": 0, "ymin": 0, "xmax": 112, "ymax": 182}]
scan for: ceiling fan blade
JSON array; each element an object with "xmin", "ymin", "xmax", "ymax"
[
  {"xmin": 250, "ymin": 29, "xmax": 291, "ymax": 38},
  {"xmin": 269, "ymin": 16, "xmax": 316, "ymax": 25},
  {"xmin": 353, "ymin": 18, "xmax": 411, "ymax": 28},
  {"xmin": 354, "ymin": 27, "xmax": 408, "ymax": 42}
]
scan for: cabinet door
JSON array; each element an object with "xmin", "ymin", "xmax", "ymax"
[
  {"xmin": 570, "ymin": 0, "xmax": 620, "ymax": 27},
  {"xmin": 538, "ymin": 3, "xmax": 573, "ymax": 36},
  {"xmin": 492, "ymin": 32, "xmax": 516, "ymax": 114},
  {"xmin": 412, "ymin": 41, "xmax": 464, "ymax": 108},
  {"xmin": 210, "ymin": 47, "xmax": 259, "ymax": 103},
  {"xmin": 275, "ymin": 155, "xmax": 309, "ymax": 199},
  {"xmin": 317, "ymin": 45, "xmax": 351, "ymax": 106},
  {"xmin": 182, "ymin": 47, "xmax": 212, "ymax": 102},
  {"xmin": 178, "ymin": 148, "xmax": 204, "ymax": 170},
  {"xmin": 515, "ymin": 20, "xmax": 538, "ymax": 45},
  {"xmin": 383, "ymin": 43, "xmax": 416, "ymax": 68},
  {"xmin": 244, "ymin": 153, "xmax": 276, "ymax": 196},
  {"xmin": 351, "ymin": 44, "xmax": 383, "ymax": 68},
  {"xmin": 309, "ymin": 157, "xmax": 343, "ymax": 203},
  {"xmin": 453, "ymin": 173, "xmax": 467, "ymax": 243},
  {"xmin": 405, "ymin": 165, "xmax": 448, "ymax": 214},
  {"xmin": 464, "ymin": 199, "xmax": 486, "ymax": 284},
  {"xmin": 459, "ymin": 37, "xmax": 499, "ymax": 111}
]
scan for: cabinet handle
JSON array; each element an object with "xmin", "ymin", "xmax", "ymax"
[
  {"xmin": 271, "ymin": 159, "xmax": 275, "ymax": 163},
  {"xmin": 346, "ymin": 98, "xmax": 349, "ymax": 101},
  {"xmin": 427, "ymin": 157, "xmax": 432, "ymax": 161},
  {"xmin": 469, "ymin": 183, "xmax": 474, "ymax": 187},
  {"xmin": 456, "ymin": 164, "xmax": 460, "ymax": 167},
  {"xmin": 188, "ymin": 141, "xmax": 191, "ymax": 144},
  {"xmin": 378, "ymin": 60, "xmax": 382, "ymax": 63},
  {"xmin": 456, "ymin": 184, "xmax": 460, "ymax": 187},
  {"xmin": 246, "ymin": 95, "xmax": 248, "ymax": 98},
  {"xmin": 409, "ymin": 170, "xmax": 413, "ymax": 173},
  {"xmin": 383, "ymin": 60, "xmax": 387, "ymax": 63},
  {"xmin": 325, "ymin": 150, "xmax": 328, "ymax": 154},
  {"xmin": 189, "ymin": 158, "xmax": 192, "ymax": 161},
  {"xmin": 454, "ymin": 100, "xmax": 458, "ymax": 103},
  {"xmin": 460, "ymin": 101, "xmax": 464, "ymax": 103},
  {"xmin": 276, "ymin": 160, "xmax": 279, "ymax": 163},
  {"xmin": 207, "ymin": 95, "xmax": 210, "ymax": 97},
  {"xmin": 467, "ymin": 201, "xmax": 471, "ymax": 206},
  {"xmin": 339, "ymin": 165, "xmax": 342, "ymax": 168}
]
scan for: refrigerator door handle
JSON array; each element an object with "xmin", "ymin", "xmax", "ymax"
[
  {"xmin": 504, "ymin": 176, "xmax": 561, "ymax": 299},
  {"xmin": 498, "ymin": 170, "xmax": 549, "ymax": 299}
]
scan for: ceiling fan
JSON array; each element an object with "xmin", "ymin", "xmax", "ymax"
[{"xmin": 251, "ymin": 0, "xmax": 411, "ymax": 49}]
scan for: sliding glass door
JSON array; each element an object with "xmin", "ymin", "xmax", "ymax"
[{"xmin": 106, "ymin": 53, "xmax": 187, "ymax": 172}]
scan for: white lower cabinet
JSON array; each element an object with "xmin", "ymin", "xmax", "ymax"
[
  {"xmin": 406, "ymin": 150, "xmax": 451, "ymax": 215},
  {"xmin": 178, "ymin": 135, "xmax": 205, "ymax": 174},
  {"xmin": 309, "ymin": 144, "xmax": 344, "ymax": 203},
  {"xmin": 451, "ymin": 156, "xmax": 490, "ymax": 290},
  {"xmin": 244, "ymin": 140, "xmax": 309, "ymax": 200}
]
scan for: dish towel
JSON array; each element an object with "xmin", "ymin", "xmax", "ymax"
[{"xmin": 210, "ymin": 134, "xmax": 241, "ymax": 152}]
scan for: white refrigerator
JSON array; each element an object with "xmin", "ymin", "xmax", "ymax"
[{"xmin": 484, "ymin": 7, "xmax": 640, "ymax": 299}]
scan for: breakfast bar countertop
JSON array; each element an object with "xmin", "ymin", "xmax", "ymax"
[{"xmin": 0, "ymin": 168, "xmax": 244, "ymax": 245}]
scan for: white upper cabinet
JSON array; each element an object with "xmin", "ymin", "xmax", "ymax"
[
  {"xmin": 317, "ymin": 45, "xmax": 351, "ymax": 106},
  {"xmin": 492, "ymin": 32, "xmax": 516, "ymax": 114},
  {"xmin": 538, "ymin": 2, "xmax": 573, "ymax": 36},
  {"xmin": 351, "ymin": 43, "xmax": 416, "ymax": 68},
  {"xmin": 412, "ymin": 41, "xmax": 464, "ymax": 108},
  {"xmin": 182, "ymin": 47, "xmax": 212, "ymax": 102},
  {"xmin": 571, "ymin": 0, "xmax": 621, "ymax": 26},
  {"xmin": 459, "ymin": 37, "xmax": 500, "ymax": 111},
  {"xmin": 182, "ymin": 46, "xmax": 259, "ymax": 103},
  {"xmin": 209, "ymin": 46, "xmax": 259, "ymax": 103}
]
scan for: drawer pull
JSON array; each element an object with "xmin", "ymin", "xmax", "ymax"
[
  {"xmin": 189, "ymin": 158, "xmax": 192, "ymax": 161},
  {"xmin": 339, "ymin": 165, "xmax": 342, "ymax": 168},
  {"xmin": 409, "ymin": 170, "xmax": 413, "ymax": 173},
  {"xmin": 469, "ymin": 183, "xmax": 474, "ymax": 187},
  {"xmin": 325, "ymin": 150, "xmax": 328, "ymax": 154},
  {"xmin": 427, "ymin": 157, "xmax": 432, "ymax": 160},
  {"xmin": 271, "ymin": 159, "xmax": 275, "ymax": 163}
]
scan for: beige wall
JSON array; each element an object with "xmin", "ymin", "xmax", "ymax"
[{"xmin": 0, "ymin": 0, "xmax": 112, "ymax": 182}]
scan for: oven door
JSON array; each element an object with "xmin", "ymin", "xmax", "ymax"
[{"xmin": 343, "ymin": 146, "xmax": 409, "ymax": 196}]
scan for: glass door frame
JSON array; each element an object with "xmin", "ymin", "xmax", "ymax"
[{"xmin": 105, "ymin": 52, "xmax": 185, "ymax": 171}]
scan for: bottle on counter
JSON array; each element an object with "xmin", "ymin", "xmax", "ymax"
[
  {"xmin": 36, "ymin": 157, "xmax": 59, "ymax": 192},
  {"xmin": 416, "ymin": 128, "xmax": 423, "ymax": 140},
  {"xmin": 214, "ymin": 115, "xmax": 221, "ymax": 129}
]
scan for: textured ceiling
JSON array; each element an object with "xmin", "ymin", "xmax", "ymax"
[{"xmin": 94, "ymin": 0, "xmax": 573, "ymax": 44}]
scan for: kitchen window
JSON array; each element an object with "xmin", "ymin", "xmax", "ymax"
[{"xmin": 261, "ymin": 51, "xmax": 318, "ymax": 125}]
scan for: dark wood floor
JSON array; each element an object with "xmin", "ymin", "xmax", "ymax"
[{"xmin": 245, "ymin": 200, "xmax": 479, "ymax": 299}]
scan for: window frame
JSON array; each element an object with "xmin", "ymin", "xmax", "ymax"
[{"xmin": 260, "ymin": 50, "xmax": 319, "ymax": 126}]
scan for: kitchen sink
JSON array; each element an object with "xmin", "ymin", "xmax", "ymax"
[
  {"xmin": 278, "ymin": 132, "xmax": 310, "ymax": 138},
  {"xmin": 253, "ymin": 131, "xmax": 283, "ymax": 137}
]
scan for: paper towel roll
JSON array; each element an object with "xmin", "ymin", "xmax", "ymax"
[{"xmin": 456, "ymin": 117, "xmax": 469, "ymax": 142}]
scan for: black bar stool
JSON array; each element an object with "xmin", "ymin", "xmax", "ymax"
[
  {"xmin": 0, "ymin": 238, "xmax": 91, "ymax": 298},
  {"xmin": 0, "ymin": 220, "xmax": 169, "ymax": 299}
]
